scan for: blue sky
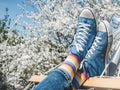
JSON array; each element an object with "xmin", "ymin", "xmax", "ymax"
[
  {"xmin": 0, "ymin": 0, "xmax": 24, "ymax": 19},
  {"xmin": 0, "ymin": 0, "xmax": 33, "ymax": 36}
]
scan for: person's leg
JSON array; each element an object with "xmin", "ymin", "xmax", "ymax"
[
  {"xmin": 34, "ymin": 8, "xmax": 96, "ymax": 90},
  {"xmin": 72, "ymin": 20, "xmax": 113, "ymax": 89}
]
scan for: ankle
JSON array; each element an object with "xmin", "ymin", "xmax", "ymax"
[{"xmin": 58, "ymin": 54, "xmax": 81, "ymax": 80}]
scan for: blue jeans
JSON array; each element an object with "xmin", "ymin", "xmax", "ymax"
[{"xmin": 34, "ymin": 69, "xmax": 72, "ymax": 90}]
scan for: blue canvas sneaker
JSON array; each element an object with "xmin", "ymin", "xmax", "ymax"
[
  {"xmin": 81, "ymin": 20, "xmax": 113, "ymax": 77},
  {"xmin": 69, "ymin": 7, "xmax": 96, "ymax": 60}
]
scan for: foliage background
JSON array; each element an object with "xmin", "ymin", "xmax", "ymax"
[{"xmin": 0, "ymin": 0, "xmax": 120, "ymax": 90}]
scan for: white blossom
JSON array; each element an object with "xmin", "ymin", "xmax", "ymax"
[{"xmin": 1, "ymin": 0, "xmax": 120, "ymax": 89}]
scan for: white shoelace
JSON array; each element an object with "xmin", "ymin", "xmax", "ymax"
[
  {"xmin": 79, "ymin": 36, "xmax": 102, "ymax": 69},
  {"xmin": 86, "ymin": 36, "xmax": 102, "ymax": 58},
  {"xmin": 73, "ymin": 22, "xmax": 91, "ymax": 52}
]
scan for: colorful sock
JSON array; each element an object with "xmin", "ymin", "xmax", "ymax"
[
  {"xmin": 72, "ymin": 69, "xmax": 88, "ymax": 90},
  {"xmin": 58, "ymin": 54, "xmax": 81, "ymax": 80}
]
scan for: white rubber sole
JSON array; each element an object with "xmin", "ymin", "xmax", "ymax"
[{"xmin": 101, "ymin": 20, "xmax": 113, "ymax": 75}]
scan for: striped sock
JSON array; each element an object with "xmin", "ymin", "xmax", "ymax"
[
  {"xmin": 59, "ymin": 54, "xmax": 81, "ymax": 80},
  {"xmin": 72, "ymin": 69, "xmax": 88, "ymax": 90}
]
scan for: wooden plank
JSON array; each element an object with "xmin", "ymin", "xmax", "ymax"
[
  {"xmin": 83, "ymin": 77, "xmax": 120, "ymax": 90},
  {"xmin": 29, "ymin": 75, "xmax": 46, "ymax": 83},
  {"xmin": 29, "ymin": 75, "xmax": 120, "ymax": 89}
]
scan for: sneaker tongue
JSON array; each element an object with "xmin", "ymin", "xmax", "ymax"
[
  {"xmin": 78, "ymin": 17, "xmax": 94, "ymax": 25},
  {"xmin": 97, "ymin": 31, "xmax": 106, "ymax": 37}
]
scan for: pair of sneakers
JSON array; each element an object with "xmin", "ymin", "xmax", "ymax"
[{"xmin": 69, "ymin": 8, "xmax": 113, "ymax": 77}]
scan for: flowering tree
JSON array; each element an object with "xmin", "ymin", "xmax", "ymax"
[{"xmin": 1, "ymin": 0, "xmax": 120, "ymax": 90}]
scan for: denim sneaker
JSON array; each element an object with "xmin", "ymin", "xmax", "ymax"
[
  {"xmin": 81, "ymin": 20, "xmax": 113, "ymax": 77},
  {"xmin": 69, "ymin": 8, "xmax": 96, "ymax": 60}
]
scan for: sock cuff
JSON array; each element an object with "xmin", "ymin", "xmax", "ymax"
[{"xmin": 68, "ymin": 54, "xmax": 81, "ymax": 64}]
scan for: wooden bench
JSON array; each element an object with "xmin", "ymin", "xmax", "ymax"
[{"xmin": 29, "ymin": 75, "xmax": 120, "ymax": 90}]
